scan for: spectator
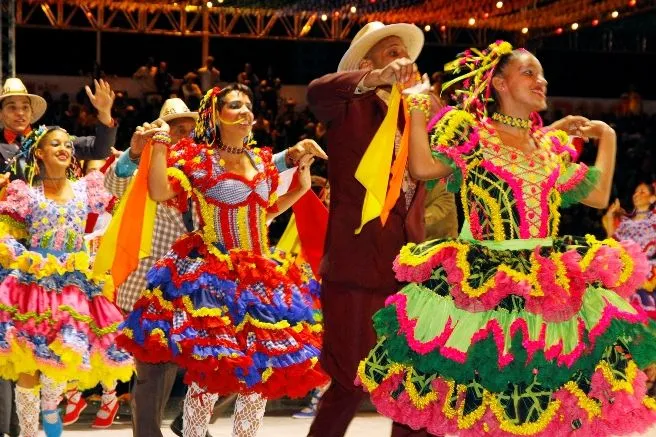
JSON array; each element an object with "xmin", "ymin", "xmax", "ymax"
[
  {"xmin": 155, "ymin": 61, "xmax": 174, "ymax": 99},
  {"xmin": 132, "ymin": 57, "xmax": 157, "ymax": 97},
  {"xmin": 197, "ymin": 56, "xmax": 221, "ymax": 92},
  {"xmin": 274, "ymin": 98, "xmax": 302, "ymax": 152},
  {"xmin": 180, "ymin": 72, "xmax": 203, "ymax": 110}
]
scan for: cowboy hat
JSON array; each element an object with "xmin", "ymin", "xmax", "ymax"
[
  {"xmin": 159, "ymin": 98, "xmax": 198, "ymax": 123},
  {"xmin": 338, "ymin": 21, "xmax": 424, "ymax": 72},
  {"xmin": 0, "ymin": 78, "xmax": 47, "ymax": 126}
]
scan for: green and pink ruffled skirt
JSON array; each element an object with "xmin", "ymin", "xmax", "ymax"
[{"xmin": 357, "ymin": 235, "xmax": 656, "ymax": 436}]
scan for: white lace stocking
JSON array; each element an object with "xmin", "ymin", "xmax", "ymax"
[
  {"xmin": 232, "ymin": 393, "xmax": 266, "ymax": 437},
  {"xmin": 40, "ymin": 375, "xmax": 66, "ymax": 412},
  {"xmin": 15, "ymin": 385, "xmax": 40, "ymax": 437},
  {"xmin": 183, "ymin": 382, "xmax": 219, "ymax": 437}
]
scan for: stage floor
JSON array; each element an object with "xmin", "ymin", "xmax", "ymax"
[
  {"xmin": 60, "ymin": 412, "xmax": 389, "ymax": 436},
  {"xmin": 60, "ymin": 413, "xmax": 656, "ymax": 437}
]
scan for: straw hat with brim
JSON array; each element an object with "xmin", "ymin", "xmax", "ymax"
[
  {"xmin": 0, "ymin": 78, "xmax": 47, "ymax": 126},
  {"xmin": 159, "ymin": 97, "xmax": 198, "ymax": 123},
  {"xmin": 338, "ymin": 22, "xmax": 424, "ymax": 72}
]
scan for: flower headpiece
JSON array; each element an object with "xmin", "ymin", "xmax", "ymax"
[
  {"xmin": 442, "ymin": 40, "xmax": 514, "ymax": 118},
  {"xmin": 16, "ymin": 125, "xmax": 78, "ymax": 184}
]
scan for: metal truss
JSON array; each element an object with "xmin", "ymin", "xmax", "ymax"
[
  {"xmin": 15, "ymin": 0, "xmax": 366, "ymax": 41},
  {"xmin": 14, "ymin": 0, "xmax": 655, "ymax": 52}
]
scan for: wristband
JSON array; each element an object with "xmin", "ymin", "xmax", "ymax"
[
  {"xmin": 152, "ymin": 131, "xmax": 172, "ymax": 145},
  {"xmin": 406, "ymin": 94, "xmax": 430, "ymax": 119}
]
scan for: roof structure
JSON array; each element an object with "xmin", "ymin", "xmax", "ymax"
[{"xmin": 16, "ymin": 0, "xmax": 655, "ymax": 42}]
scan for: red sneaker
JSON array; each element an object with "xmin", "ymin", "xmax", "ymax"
[
  {"xmin": 63, "ymin": 390, "xmax": 87, "ymax": 426},
  {"xmin": 91, "ymin": 395, "xmax": 119, "ymax": 429}
]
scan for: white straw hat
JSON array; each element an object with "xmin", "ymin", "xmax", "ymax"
[
  {"xmin": 0, "ymin": 78, "xmax": 47, "ymax": 126},
  {"xmin": 159, "ymin": 98, "xmax": 198, "ymax": 123},
  {"xmin": 338, "ymin": 21, "xmax": 424, "ymax": 72}
]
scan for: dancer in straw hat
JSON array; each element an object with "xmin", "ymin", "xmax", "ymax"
[
  {"xmin": 0, "ymin": 78, "xmax": 118, "ymax": 187},
  {"xmin": 306, "ymin": 21, "xmax": 438, "ymax": 437}
]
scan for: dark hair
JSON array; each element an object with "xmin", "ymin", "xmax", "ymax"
[
  {"xmin": 627, "ymin": 181, "xmax": 656, "ymax": 217},
  {"xmin": 215, "ymin": 83, "xmax": 253, "ymax": 111},
  {"xmin": 487, "ymin": 49, "xmax": 525, "ymax": 115},
  {"xmin": 193, "ymin": 83, "xmax": 254, "ymax": 145},
  {"xmin": 21, "ymin": 126, "xmax": 79, "ymax": 183}
]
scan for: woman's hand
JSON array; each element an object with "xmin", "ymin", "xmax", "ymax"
[
  {"xmin": 131, "ymin": 119, "xmax": 171, "ymax": 155},
  {"xmin": 579, "ymin": 120, "xmax": 615, "ymax": 141},
  {"xmin": 547, "ymin": 115, "xmax": 589, "ymax": 137},
  {"xmin": 402, "ymin": 73, "xmax": 431, "ymax": 96},
  {"xmin": 605, "ymin": 198, "xmax": 625, "ymax": 217},
  {"xmin": 286, "ymin": 139, "xmax": 327, "ymax": 166},
  {"xmin": 297, "ymin": 154, "xmax": 315, "ymax": 192}
]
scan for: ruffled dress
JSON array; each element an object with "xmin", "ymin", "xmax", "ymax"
[
  {"xmin": 614, "ymin": 213, "xmax": 656, "ymax": 319},
  {"xmin": 0, "ymin": 172, "xmax": 133, "ymax": 389},
  {"xmin": 357, "ymin": 108, "xmax": 656, "ymax": 436},
  {"xmin": 118, "ymin": 139, "xmax": 327, "ymax": 397}
]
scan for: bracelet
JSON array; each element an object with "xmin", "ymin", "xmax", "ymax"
[
  {"xmin": 152, "ymin": 131, "xmax": 172, "ymax": 145},
  {"xmin": 406, "ymin": 94, "xmax": 430, "ymax": 119}
]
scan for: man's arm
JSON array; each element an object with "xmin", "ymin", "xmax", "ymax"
[
  {"xmin": 103, "ymin": 150, "xmax": 136, "ymax": 198},
  {"xmin": 306, "ymin": 70, "xmax": 371, "ymax": 123},
  {"xmin": 73, "ymin": 120, "xmax": 117, "ymax": 160}
]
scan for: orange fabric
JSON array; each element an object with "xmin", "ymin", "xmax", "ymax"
[
  {"xmin": 380, "ymin": 99, "xmax": 410, "ymax": 225},
  {"xmin": 112, "ymin": 142, "xmax": 152, "ymax": 287}
]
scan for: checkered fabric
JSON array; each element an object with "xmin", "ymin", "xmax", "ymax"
[{"xmin": 104, "ymin": 162, "xmax": 197, "ymax": 312}]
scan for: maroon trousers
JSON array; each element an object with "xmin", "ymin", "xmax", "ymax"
[{"xmin": 308, "ymin": 281, "xmax": 437, "ymax": 437}]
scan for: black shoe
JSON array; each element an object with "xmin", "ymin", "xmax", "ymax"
[{"xmin": 170, "ymin": 411, "xmax": 213, "ymax": 437}]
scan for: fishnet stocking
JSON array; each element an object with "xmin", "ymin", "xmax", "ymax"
[
  {"xmin": 232, "ymin": 393, "xmax": 266, "ymax": 437},
  {"xmin": 40, "ymin": 375, "xmax": 66, "ymax": 411},
  {"xmin": 183, "ymin": 382, "xmax": 219, "ymax": 437},
  {"xmin": 15, "ymin": 385, "xmax": 40, "ymax": 437}
]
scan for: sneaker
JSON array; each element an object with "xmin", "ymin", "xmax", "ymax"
[
  {"xmin": 62, "ymin": 390, "xmax": 87, "ymax": 426},
  {"xmin": 91, "ymin": 395, "xmax": 119, "ymax": 429},
  {"xmin": 292, "ymin": 389, "xmax": 321, "ymax": 419},
  {"xmin": 292, "ymin": 405, "xmax": 317, "ymax": 419}
]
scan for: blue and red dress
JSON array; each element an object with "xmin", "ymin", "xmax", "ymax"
[{"xmin": 118, "ymin": 139, "xmax": 327, "ymax": 398}]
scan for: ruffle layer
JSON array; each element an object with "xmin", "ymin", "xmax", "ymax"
[
  {"xmin": 0, "ymin": 248, "xmax": 133, "ymax": 388},
  {"xmin": 357, "ymin": 347, "xmax": 656, "ymax": 437},
  {"xmin": 386, "ymin": 282, "xmax": 648, "ymax": 368},
  {"xmin": 0, "ymin": 241, "xmax": 112, "ymax": 299},
  {"xmin": 118, "ymin": 233, "xmax": 327, "ymax": 397},
  {"xmin": 0, "ymin": 321, "xmax": 132, "ymax": 389},
  {"xmin": 394, "ymin": 235, "xmax": 649, "ymax": 322},
  {"xmin": 372, "ymin": 291, "xmax": 656, "ymax": 392}
]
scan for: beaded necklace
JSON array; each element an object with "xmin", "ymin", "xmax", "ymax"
[
  {"xmin": 491, "ymin": 112, "xmax": 532, "ymax": 130},
  {"xmin": 217, "ymin": 140, "xmax": 246, "ymax": 154}
]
